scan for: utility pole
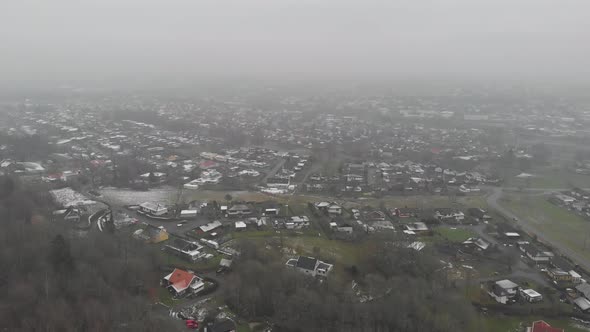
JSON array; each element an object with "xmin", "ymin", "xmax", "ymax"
[{"xmin": 45, "ymin": 271, "xmax": 49, "ymax": 300}]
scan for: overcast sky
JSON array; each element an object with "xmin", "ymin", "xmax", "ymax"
[{"xmin": 1, "ymin": 0, "xmax": 588, "ymax": 84}]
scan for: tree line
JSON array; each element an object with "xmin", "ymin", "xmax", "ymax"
[{"xmin": 0, "ymin": 176, "xmax": 176, "ymax": 331}]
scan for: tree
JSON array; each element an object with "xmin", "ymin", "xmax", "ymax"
[
  {"xmin": 224, "ymin": 194, "xmax": 233, "ymax": 203},
  {"xmin": 48, "ymin": 234, "xmax": 75, "ymax": 273}
]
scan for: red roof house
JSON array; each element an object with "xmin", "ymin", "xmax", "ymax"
[
  {"xmin": 527, "ymin": 320, "xmax": 564, "ymax": 332},
  {"xmin": 162, "ymin": 268, "xmax": 204, "ymax": 297}
]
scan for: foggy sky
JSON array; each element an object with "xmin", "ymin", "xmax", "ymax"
[{"xmin": 1, "ymin": 0, "xmax": 589, "ymax": 84}]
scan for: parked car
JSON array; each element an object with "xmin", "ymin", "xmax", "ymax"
[{"xmin": 185, "ymin": 320, "xmax": 198, "ymax": 329}]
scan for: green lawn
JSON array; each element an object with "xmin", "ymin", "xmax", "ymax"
[
  {"xmin": 157, "ymin": 287, "xmax": 176, "ymax": 307},
  {"xmin": 283, "ymin": 235, "xmax": 373, "ymax": 266},
  {"xmin": 232, "ymin": 229, "xmax": 275, "ymax": 239},
  {"xmin": 160, "ymin": 251, "xmax": 223, "ymax": 271},
  {"xmin": 435, "ymin": 227, "xmax": 476, "ymax": 243},
  {"xmin": 499, "ymin": 194, "xmax": 590, "ymax": 262}
]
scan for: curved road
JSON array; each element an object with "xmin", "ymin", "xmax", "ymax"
[{"xmin": 486, "ymin": 187, "xmax": 590, "ymax": 272}]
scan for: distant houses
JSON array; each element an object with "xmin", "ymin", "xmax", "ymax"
[{"xmin": 315, "ymin": 202, "xmax": 342, "ymax": 216}]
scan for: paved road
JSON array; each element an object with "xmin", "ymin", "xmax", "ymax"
[
  {"xmin": 486, "ymin": 187, "xmax": 590, "ymax": 272},
  {"xmin": 260, "ymin": 158, "xmax": 287, "ymax": 184}
]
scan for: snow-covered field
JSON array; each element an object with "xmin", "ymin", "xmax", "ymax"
[
  {"xmin": 99, "ymin": 186, "xmax": 176, "ymax": 206},
  {"xmin": 50, "ymin": 187, "xmax": 96, "ymax": 207}
]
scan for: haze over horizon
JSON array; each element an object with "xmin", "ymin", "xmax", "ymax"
[{"xmin": 1, "ymin": 0, "xmax": 589, "ymax": 86}]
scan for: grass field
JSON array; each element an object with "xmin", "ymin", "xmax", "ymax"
[
  {"xmin": 499, "ymin": 193, "xmax": 590, "ymax": 262},
  {"xmin": 435, "ymin": 227, "xmax": 476, "ymax": 243},
  {"xmin": 159, "ymin": 250, "xmax": 223, "ymax": 271},
  {"xmin": 505, "ymin": 166, "xmax": 590, "ymax": 189}
]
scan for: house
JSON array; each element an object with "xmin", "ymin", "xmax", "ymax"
[
  {"xmin": 266, "ymin": 176, "xmax": 290, "ymax": 188},
  {"xmin": 462, "ymin": 237, "xmax": 490, "ymax": 251},
  {"xmin": 162, "ymin": 268, "xmax": 205, "ymax": 297},
  {"xmin": 164, "ymin": 238, "xmax": 204, "ymax": 261},
  {"xmin": 286, "ymin": 256, "xmax": 333, "ymax": 277},
  {"xmin": 487, "ymin": 279, "xmax": 519, "ymax": 304},
  {"xmin": 549, "ymin": 193, "xmax": 576, "ymax": 205},
  {"xmin": 576, "ymin": 282, "xmax": 590, "ymax": 300},
  {"xmin": 264, "ymin": 208, "xmax": 280, "ymax": 216},
  {"xmin": 520, "ymin": 243, "xmax": 553, "ymax": 263},
  {"xmin": 364, "ymin": 210, "xmax": 386, "ymax": 221},
  {"xmin": 204, "ymin": 319, "xmax": 236, "ymax": 332},
  {"xmin": 504, "ymin": 232, "xmax": 521, "ymax": 240},
  {"xmin": 183, "ymin": 179, "xmax": 200, "ymax": 189},
  {"xmin": 329, "ymin": 219, "xmax": 353, "ymax": 234},
  {"xmin": 393, "ymin": 207, "xmax": 419, "ymax": 218},
  {"xmin": 133, "ymin": 225, "xmax": 169, "ymax": 243},
  {"xmin": 526, "ymin": 320, "xmax": 564, "ymax": 332},
  {"xmin": 404, "ymin": 222, "xmax": 429, "ymax": 233},
  {"xmin": 315, "ymin": 202, "xmax": 342, "ymax": 215},
  {"xmin": 180, "ymin": 209, "xmax": 198, "ymax": 219},
  {"xmin": 140, "ymin": 172, "xmax": 166, "ymax": 183},
  {"xmin": 286, "ymin": 216, "xmax": 310, "ymax": 229},
  {"xmin": 235, "ymin": 221, "xmax": 247, "ymax": 231},
  {"xmin": 434, "ymin": 208, "xmax": 465, "ymax": 223},
  {"xmin": 574, "ymin": 297, "xmax": 590, "ymax": 312},
  {"xmin": 520, "ymin": 289, "xmax": 543, "ymax": 303},
  {"xmin": 199, "ymin": 220, "xmax": 222, "ymax": 233},
  {"xmin": 549, "ymin": 256, "xmax": 582, "ymax": 284},
  {"xmin": 219, "ymin": 258, "xmax": 233, "ymax": 271},
  {"xmin": 407, "ymin": 241, "xmax": 426, "ymax": 251},
  {"xmin": 467, "ymin": 207, "xmax": 491, "ymax": 220},
  {"xmin": 227, "ymin": 204, "xmax": 252, "ymax": 217},
  {"xmin": 138, "ymin": 202, "xmax": 168, "ymax": 216},
  {"xmin": 327, "ymin": 203, "xmax": 342, "ymax": 215}
]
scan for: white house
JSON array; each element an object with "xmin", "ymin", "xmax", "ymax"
[
  {"xmin": 520, "ymin": 288, "xmax": 543, "ymax": 303},
  {"xmin": 139, "ymin": 202, "xmax": 168, "ymax": 216},
  {"xmin": 487, "ymin": 279, "xmax": 519, "ymax": 304},
  {"xmin": 286, "ymin": 256, "xmax": 333, "ymax": 277}
]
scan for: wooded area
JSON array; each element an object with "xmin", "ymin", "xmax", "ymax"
[
  {"xmin": 224, "ymin": 239, "xmax": 483, "ymax": 332},
  {"xmin": 0, "ymin": 176, "xmax": 175, "ymax": 331}
]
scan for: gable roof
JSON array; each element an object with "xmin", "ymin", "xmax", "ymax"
[
  {"xmin": 530, "ymin": 320, "xmax": 564, "ymax": 332},
  {"xmin": 165, "ymin": 268, "xmax": 196, "ymax": 293},
  {"xmin": 296, "ymin": 256, "xmax": 318, "ymax": 271},
  {"xmin": 574, "ymin": 297, "xmax": 590, "ymax": 311},
  {"xmin": 576, "ymin": 282, "xmax": 590, "ymax": 299},
  {"xmin": 229, "ymin": 204, "xmax": 250, "ymax": 211},
  {"xmin": 210, "ymin": 319, "xmax": 236, "ymax": 332},
  {"xmin": 495, "ymin": 279, "xmax": 518, "ymax": 289}
]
